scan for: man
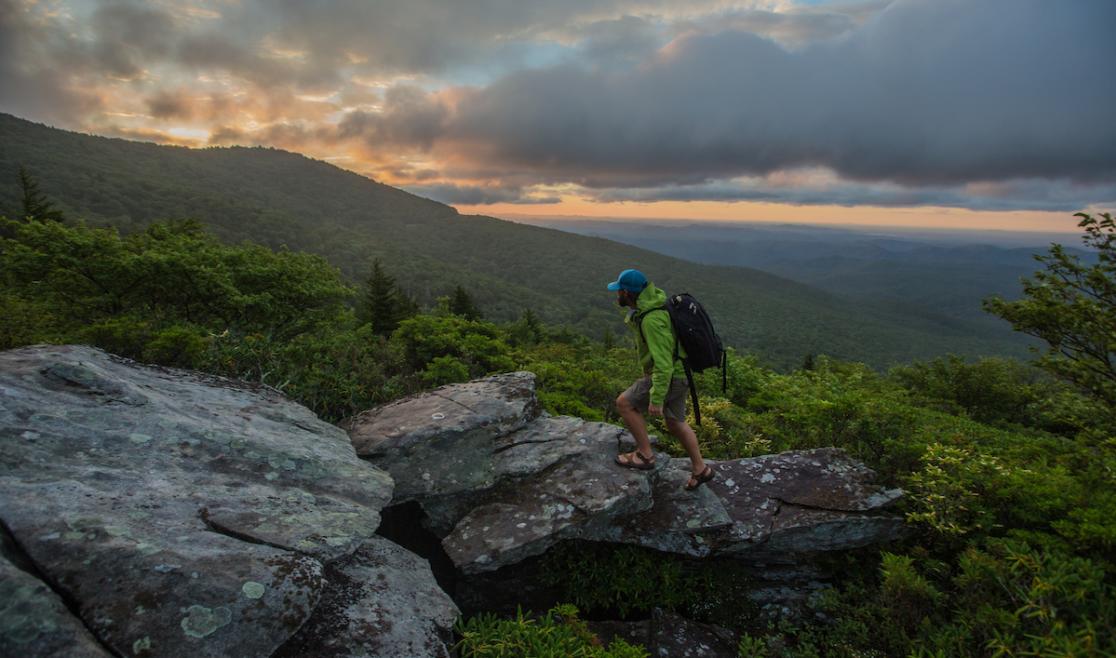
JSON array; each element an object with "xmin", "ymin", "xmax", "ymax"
[{"xmin": 607, "ymin": 268, "xmax": 715, "ymax": 491}]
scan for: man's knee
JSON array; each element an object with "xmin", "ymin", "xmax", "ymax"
[
  {"xmin": 616, "ymin": 393, "xmax": 631, "ymax": 413},
  {"xmin": 665, "ymin": 417, "xmax": 689, "ymax": 432}
]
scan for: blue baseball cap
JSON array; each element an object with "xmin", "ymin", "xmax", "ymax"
[{"xmin": 606, "ymin": 269, "xmax": 648, "ymax": 293}]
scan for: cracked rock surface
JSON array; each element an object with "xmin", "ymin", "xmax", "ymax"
[
  {"xmin": 0, "ymin": 345, "xmax": 457, "ymax": 657},
  {"xmin": 349, "ymin": 373, "xmax": 904, "ymax": 575}
]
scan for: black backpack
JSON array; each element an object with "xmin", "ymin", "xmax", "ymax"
[{"xmin": 637, "ymin": 293, "xmax": 727, "ymax": 426}]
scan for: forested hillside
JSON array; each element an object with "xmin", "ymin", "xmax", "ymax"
[
  {"xmin": 2, "ymin": 211, "xmax": 1112, "ymax": 657},
  {"xmin": 514, "ymin": 217, "xmax": 1075, "ymax": 343},
  {"xmin": 0, "ymin": 112, "xmax": 1028, "ymax": 369}
]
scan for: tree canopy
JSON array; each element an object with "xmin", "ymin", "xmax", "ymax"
[{"xmin": 984, "ymin": 212, "xmax": 1115, "ymax": 407}]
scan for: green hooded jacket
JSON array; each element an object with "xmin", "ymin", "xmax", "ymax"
[{"xmin": 624, "ymin": 282, "xmax": 686, "ymax": 405}]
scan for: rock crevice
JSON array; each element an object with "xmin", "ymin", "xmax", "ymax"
[{"xmin": 0, "ymin": 517, "xmax": 119, "ymax": 657}]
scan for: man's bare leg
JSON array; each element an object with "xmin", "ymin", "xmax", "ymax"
[
  {"xmin": 665, "ymin": 418, "xmax": 706, "ymax": 477},
  {"xmin": 616, "ymin": 393, "xmax": 654, "ymax": 461}
]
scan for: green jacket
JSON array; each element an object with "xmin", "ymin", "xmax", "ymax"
[{"xmin": 624, "ymin": 283, "xmax": 685, "ymax": 405}]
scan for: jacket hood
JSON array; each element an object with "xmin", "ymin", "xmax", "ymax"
[{"xmin": 636, "ymin": 283, "xmax": 667, "ymax": 312}]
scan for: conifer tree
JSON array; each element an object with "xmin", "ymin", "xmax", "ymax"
[
  {"xmin": 509, "ymin": 308, "xmax": 545, "ymax": 345},
  {"xmin": 448, "ymin": 284, "xmax": 482, "ymax": 320},
  {"xmin": 18, "ymin": 166, "xmax": 64, "ymax": 222},
  {"xmin": 358, "ymin": 259, "xmax": 415, "ymax": 336}
]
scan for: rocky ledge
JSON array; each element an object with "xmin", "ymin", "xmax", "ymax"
[
  {"xmin": 1, "ymin": 346, "xmax": 905, "ymax": 657},
  {"xmin": 349, "ymin": 372, "xmax": 905, "ymax": 575},
  {"xmin": 0, "ymin": 345, "xmax": 457, "ymax": 658}
]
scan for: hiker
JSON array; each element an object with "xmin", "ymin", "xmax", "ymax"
[{"xmin": 608, "ymin": 268, "xmax": 715, "ymax": 491}]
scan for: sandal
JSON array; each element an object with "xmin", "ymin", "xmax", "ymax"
[
  {"xmin": 684, "ymin": 465, "xmax": 715, "ymax": 491},
  {"xmin": 615, "ymin": 450, "xmax": 656, "ymax": 471}
]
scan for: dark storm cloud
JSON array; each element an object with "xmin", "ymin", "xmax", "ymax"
[
  {"xmin": 146, "ymin": 90, "xmax": 192, "ymax": 119},
  {"xmin": 405, "ymin": 183, "xmax": 560, "ymax": 205},
  {"xmin": 573, "ymin": 15, "xmax": 665, "ymax": 68},
  {"xmin": 593, "ymin": 177, "xmax": 1116, "ymax": 212},
  {"xmin": 352, "ymin": 0, "xmax": 1115, "ymax": 205},
  {"xmin": 3, "ymin": 0, "xmax": 1113, "ymax": 212},
  {"xmin": 86, "ymin": 2, "xmax": 177, "ymax": 77},
  {"xmin": 339, "ymin": 86, "xmax": 448, "ymax": 150},
  {"xmin": 688, "ymin": 3, "xmax": 884, "ymax": 47},
  {"xmin": 0, "ymin": 0, "xmax": 103, "ymax": 124}
]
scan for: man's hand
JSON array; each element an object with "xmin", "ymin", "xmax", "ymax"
[{"xmin": 648, "ymin": 403, "xmax": 663, "ymax": 417}]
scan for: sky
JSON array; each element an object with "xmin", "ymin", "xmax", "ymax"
[{"xmin": 2, "ymin": 0, "xmax": 1114, "ymax": 232}]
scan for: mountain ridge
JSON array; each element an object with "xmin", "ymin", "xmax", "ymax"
[{"xmin": 0, "ymin": 112, "xmax": 1030, "ymax": 368}]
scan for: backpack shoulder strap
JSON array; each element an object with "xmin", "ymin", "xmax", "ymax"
[{"xmin": 635, "ymin": 306, "xmax": 669, "ymax": 345}]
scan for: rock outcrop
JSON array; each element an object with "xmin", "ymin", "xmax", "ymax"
[
  {"xmin": 1, "ymin": 346, "xmax": 906, "ymax": 657},
  {"xmin": 0, "ymin": 345, "xmax": 457, "ymax": 657},
  {"xmin": 349, "ymin": 372, "xmax": 905, "ymax": 575}
]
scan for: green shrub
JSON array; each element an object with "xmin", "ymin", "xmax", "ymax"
[
  {"xmin": 203, "ymin": 323, "xmax": 406, "ymax": 422},
  {"xmin": 142, "ymin": 324, "xmax": 208, "ymax": 367},
  {"xmin": 946, "ymin": 538, "xmax": 1116, "ymax": 657},
  {"xmin": 538, "ymin": 543, "xmax": 718, "ymax": 619},
  {"xmin": 904, "ymin": 443, "xmax": 1008, "ymax": 538},
  {"xmin": 392, "ymin": 314, "xmax": 515, "ymax": 376},
  {"xmin": 455, "ymin": 605, "xmax": 648, "ymax": 658},
  {"xmin": 879, "ymin": 553, "xmax": 942, "ymax": 634},
  {"xmin": 423, "ymin": 355, "xmax": 471, "ymax": 386}
]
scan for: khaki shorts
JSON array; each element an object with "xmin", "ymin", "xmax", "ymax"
[{"xmin": 622, "ymin": 376, "xmax": 688, "ymax": 421}]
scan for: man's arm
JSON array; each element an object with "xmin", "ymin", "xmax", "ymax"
[{"xmin": 642, "ymin": 311, "xmax": 675, "ymax": 406}]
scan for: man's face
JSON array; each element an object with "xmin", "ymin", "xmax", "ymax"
[{"xmin": 616, "ymin": 289, "xmax": 634, "ymax": 307}]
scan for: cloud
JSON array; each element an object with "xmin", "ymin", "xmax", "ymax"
[
  {"xmin": 2, "ymin": 0, "xmax": 1114, "ymax": 213},
  {"xmin": 590, "ymin": 172, "xmax": 1116, "ymax": 211},
  {"xmin": 338, "ymin": 86, "xmax": 448, "ymax": 150},
  {"xmin": 0, "ymin": 0, "xmax": 104, "ymax": 124},
  {"xmin": 405, "ymin": 182, "xmax": 561, "ymax": 205},
  {"xmin": 87, "ymin": 2, "xmax": 177, "ymax": 78},
  {"xmin": 342, "ymin": 0, "xmax": 1115, "ymax": 207}
]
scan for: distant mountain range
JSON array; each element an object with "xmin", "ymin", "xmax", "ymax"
[
  {"xmin": 0, "ymin": 112, "xmax": 1036, "ymax": 369},
  {"xmin": 505, "ymin": 217, "xmax": 1088, "ymax": 340}
]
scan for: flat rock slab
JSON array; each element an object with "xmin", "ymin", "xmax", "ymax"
[
  {"xmin": 0, "ymin": 345, "xmax": 396, "ymax": 657},
  {"xmin": 274, "ymin": 536, "xmax": 459, "ymax": 658},
  {"xmin": 349, "ymin": 372, "xmax": 541, "ymax": 502},
  {"xmin": 702, "ymin": 449, "xmax": 905, "ymax": 558}
]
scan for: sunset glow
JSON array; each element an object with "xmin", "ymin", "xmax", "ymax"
[{"xmin": 2, "ymin": 0, "xmax": 1113, "ymax": 232}]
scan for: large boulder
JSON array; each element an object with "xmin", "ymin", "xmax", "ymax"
[
  {"xmin": 349, "ymin": 374, "xmax": 905, "ymax": 576},
  {"xmin": 0, "ymin": 345, "xmax": 457, "ymax": 658},
  {"xmin": 348, "ymin": 372, "xmax": 541, "ymax": 503},
  {"xmin": 274, "ymin": 536, "xmax": 459, "ymax": 658}
]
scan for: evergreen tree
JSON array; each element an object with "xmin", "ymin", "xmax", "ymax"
[
  {"xmin": 984, "ymin": 212, "xmax": 1116, "ymax": 407},
  {"xmin": 448, "ymin": 284, "xmax": 482, "ymax": 320},
  {"xmin": 358, "ymin": 259, "xmax": 415, "ymax": 336},
  {"xmin": 18, "ymin": 166, "xmax": 64, "ymax": 222},
  {"xmin": 509, "ymin": 309, "xmax": 545, "ymax": 346}
]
